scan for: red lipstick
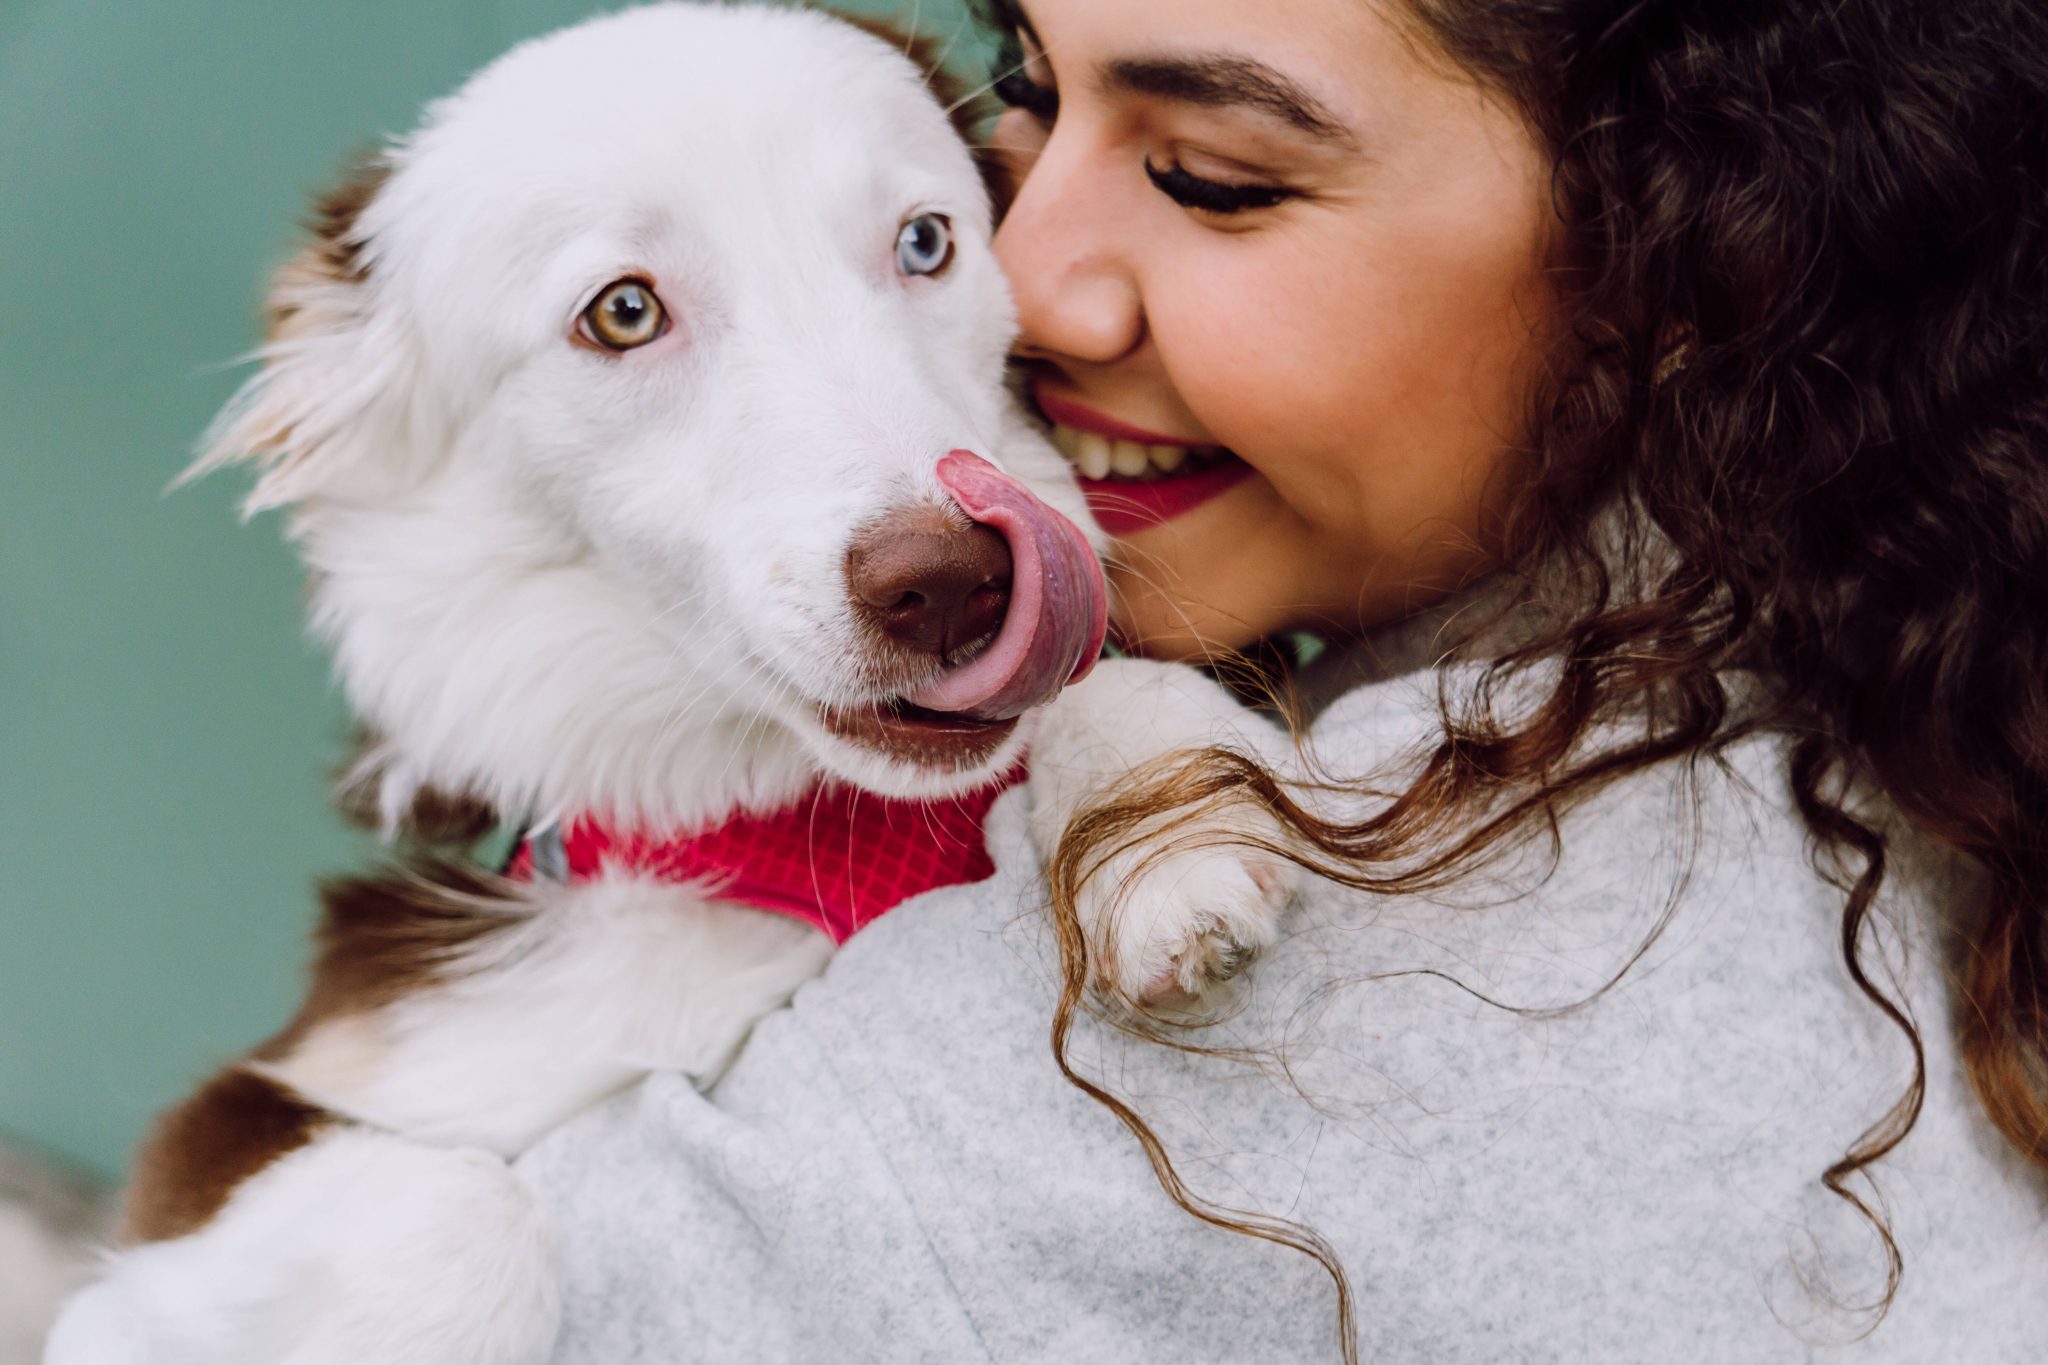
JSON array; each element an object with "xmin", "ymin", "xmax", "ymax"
[
  {"xmin": 1029, "ymin": 380, "xmax": 1255, "ymax": 537},
  {"xmin": 1031, "ymin": 385, "xmax": 1220, "ymax": 451}
]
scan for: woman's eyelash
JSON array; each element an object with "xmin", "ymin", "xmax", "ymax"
[
  {"xmin": 992, "ymin": 67, "xmax": 1057, "ymax": 120},
  {"xmin": 987, "ymin": 27, "xmax": 1290, "ymax": 217},
  {"xmin": 1144, "ymin": 161, "xmax": 1296, "ymax": 215},
  {"xmin": 991, "ymin": 34, "xmax": 1057, "ymax": 120}
]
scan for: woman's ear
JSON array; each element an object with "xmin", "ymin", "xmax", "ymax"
[{"xmin": 184, "ymin": 159, "xmax": 421, "ymax": 515}]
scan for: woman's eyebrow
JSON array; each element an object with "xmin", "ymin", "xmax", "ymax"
[{"xmin": 1100, "ymin": 55, "xmax": 1357, "ymax": 146}]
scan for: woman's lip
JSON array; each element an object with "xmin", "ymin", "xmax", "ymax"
[
  {"xmin": 1024, "ymin": 378, "xmax": 1255, "ymax": 535},
  {"xmin": 1074, "ymin": 458, "xmax": 1256, "ymax": 537},
  {"xmin": 1029, "ymin": 381, "xmax": 1223, "ymax": 452}
]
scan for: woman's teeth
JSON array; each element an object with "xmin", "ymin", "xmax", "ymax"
[{"xmin": 1046, "ymin": 422, "xmax": 1219, "ymax": 481}]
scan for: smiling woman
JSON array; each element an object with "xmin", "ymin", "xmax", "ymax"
[
  {"xmin": 511, "ymin": 0, "xmax": 2048, "ymax": 1359},
  {"xmin": 992, "ymin": 0, "xmax": 2048, "ymax": 1333},
  {"xmin": 983, "ymin": 0, "xmax": 1553, "ymax": 658}
]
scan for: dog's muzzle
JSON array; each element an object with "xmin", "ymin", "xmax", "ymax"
[{"xmin": 846, "ymin": 451, "xmax": 1106, "ymax": 722}]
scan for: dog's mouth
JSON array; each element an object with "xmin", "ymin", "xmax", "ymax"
[
  {"xmin": 816, "ymin": 698, "xmax": 1020, "ymax": 772},
  {"xmin": 904, "ymin": 450, "xmax": 1108, "ymax": 720},
  {"xmin": 806, "ymin": 450, "xmax": 1105, "ymax": 775}
]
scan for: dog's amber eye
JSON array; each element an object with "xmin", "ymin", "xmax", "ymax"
[
  {"xmin": 581, "ymin": 279, "xmax": 668, "ymax": 350},
  {"xmin": 897, "ymin": 213, "xmax": 953, "ymax": 278}
]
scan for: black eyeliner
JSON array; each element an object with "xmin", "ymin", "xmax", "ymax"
[
  {"xmin": 991, "ymin": 29, "xmax": 1058, "ymax": 120},
  {"xmin": 1144, "ymin": 161, "xmax": 1294, "ymax": 215}
]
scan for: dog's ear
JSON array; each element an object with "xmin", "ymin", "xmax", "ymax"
[
  {"xmin": 185, "ymin": 158, "xmax": 419, "ymax": 514},
  {"xmin": 836, "ymin": 14, "xmax": 1012, "ymax": 216}
]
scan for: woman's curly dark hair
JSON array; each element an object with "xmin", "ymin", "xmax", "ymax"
[
  {"xmin": 985, "ymin": 0, "xmax": 2047, "ymax": 1355},
  {"xmin": 1416, "ymin": 0, "xmax": 2048, "ymax": 1207}
]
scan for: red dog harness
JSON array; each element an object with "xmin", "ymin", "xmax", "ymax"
[{"xmin": 512, "ymin": 768, "xmax": 1024, "ymax": 943}]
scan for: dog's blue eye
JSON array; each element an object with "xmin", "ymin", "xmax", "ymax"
[{"xmin": 897, "ymin": 214, "xmax": 954, "ymax": 278}]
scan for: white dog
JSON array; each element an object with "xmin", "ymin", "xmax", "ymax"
[{"xmin": 48, "ymin": 7, "xmax": 1294, "ymax": 1363}]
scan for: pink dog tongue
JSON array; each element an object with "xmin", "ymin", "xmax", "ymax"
[{"xmin": 909, "ymin": 450, "xmax": 1108, "ymax": 721}]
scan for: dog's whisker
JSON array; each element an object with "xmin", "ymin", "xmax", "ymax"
[
  {"xmin": 643, "ymin": 583, "xmax": 721, "ymax": 630},
  {"xmin": 945, "ymin": 31, "xmax": 1068, "ymax": 118},
  {"xmin": 1096, "ymin": 553, "xmax": 1238, "ymax": 662},
  {"xmin": 644, "ymin": 616, "xmax": 755, "ymax": 747},
  {"xmin": 647, "ymin": 618, "xmax": 737, "ymax": 724},
  {"xmin": 649, "ymin": 618, "xmax": 762, "ymax": 753},
  {"xmin": 944, "ymin": 60, "xmax": 1028, "ymax": 117},
  {"xmin": 88, "ymin": 10, "xmax": 1314, "ymax": 1361},
  {"xmin": 712, "ymin": 677, "xmax": 797, "ymax": 793},
  {"xmin": 928, "ymin": 13, "xmax": 973, "ymax": 76}
]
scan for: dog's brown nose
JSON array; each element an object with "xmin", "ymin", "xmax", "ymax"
[{"xmin": 847, "ymin": 507, "xmax": 1012, "ymax": 660}]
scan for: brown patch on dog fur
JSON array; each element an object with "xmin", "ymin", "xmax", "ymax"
[
  {"xmin": 259, "ymin": 860, "xmax": 529, "ymax": 1059},
  {"xmin": 125, "ymin": 16, "xmax": 987, "ymax": 1253},
  {"xmin": 122, "ymin": 862, "xmax": 530, "ymax": 1242},
  {"xmin": 220, "ymin": 157, "xmax": 394, "ymax": 463},
  {"xmin": 120, "ymin": 1069, "xmax": 331, "ymax": 1245},
  {"xmin": 333, "ymin": 728, "xmax": 501, "ymax": 846},
  {"xmin": 297, "ymin": 158, "xmax": 389, "ymax": 293},
  {"xmin": 307, "ymin": 159, "xmax": 389, "ymax": 282},
  {"xmin": 263, "ymin": 157, "xmax": 390, "ymax": 341},
  {"xmin": 836, "ymin": 14, "xmax": 1008, "ymax": 210},
  {"xmin": 398, "ymin": 788, "xmax": 500, "ymax": 844}
]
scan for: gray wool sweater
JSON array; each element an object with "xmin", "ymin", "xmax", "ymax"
[{"xmin": 518, "ymin": 649, "xmax": 2046, "ymax": 1363}]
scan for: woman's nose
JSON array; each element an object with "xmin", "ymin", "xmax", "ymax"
[{"xmin": 991, "ymin": 113, "xmax": 1145, "ymax": 366}]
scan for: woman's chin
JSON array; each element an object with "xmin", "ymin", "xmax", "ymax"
[
  {"xmin": 1099, "ymin": 477, "xmax": 1310, "ymax": 659},
  {"xmin": 1105, "ymin": 569, "xmax": 1266, "ymax": 660}
]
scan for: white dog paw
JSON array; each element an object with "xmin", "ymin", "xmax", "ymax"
[{"xmin": 1079, "ymin": 823, "xmax": 1297, "ymax": 1011}]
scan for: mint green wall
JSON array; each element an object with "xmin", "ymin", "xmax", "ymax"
[{"xmin": 0, "ymin": 0, "xmax": 984, "ymax": 1180}]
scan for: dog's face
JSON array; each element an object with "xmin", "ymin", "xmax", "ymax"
[{"xmin": 201, "ymin": 6, "xmax": 1106, "ymax": 819}]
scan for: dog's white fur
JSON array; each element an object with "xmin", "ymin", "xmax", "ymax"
[
  {"xmin": 2, "ymin": 1146, "xmax": 112, "ymax": 1365},
  {"xmin": 48, "ymin": 8, "xmax": 1296, "ymax": 1362}
]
